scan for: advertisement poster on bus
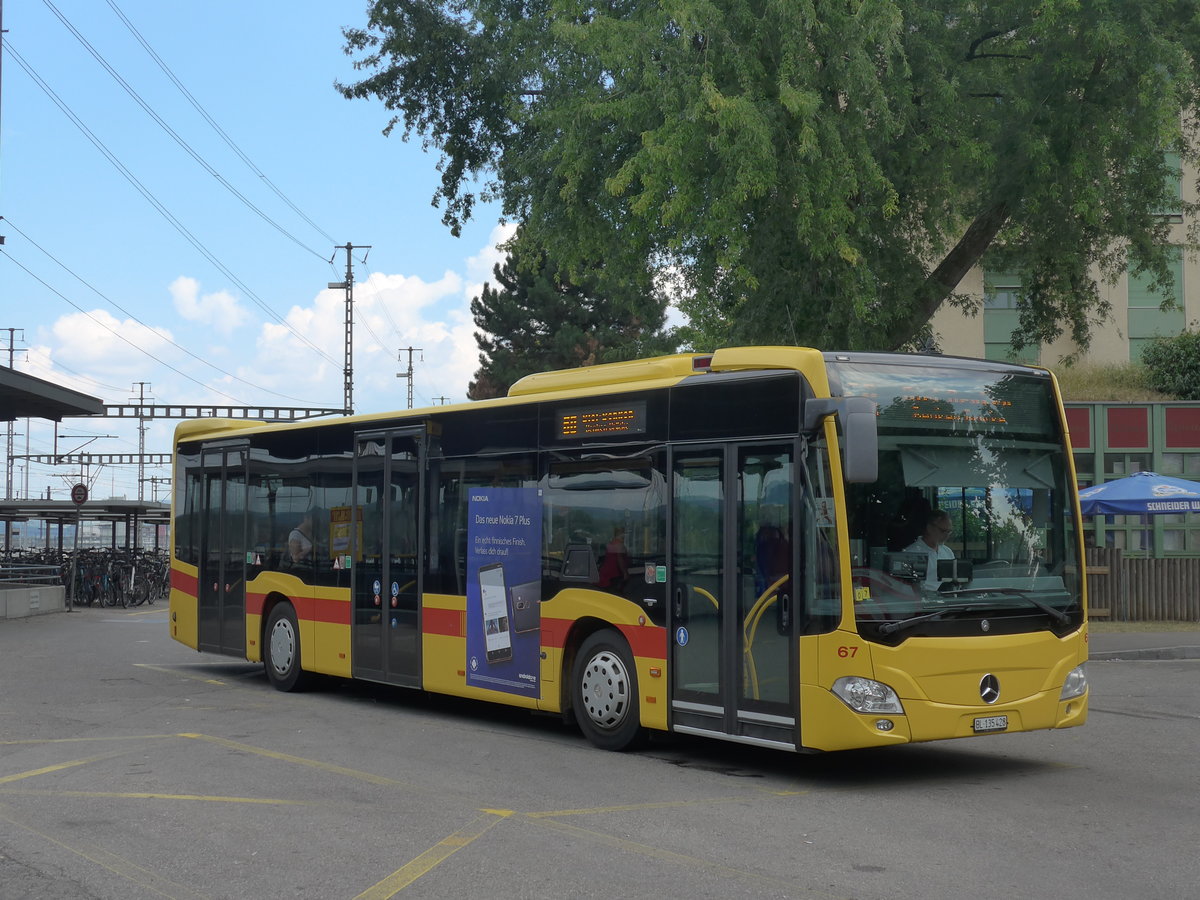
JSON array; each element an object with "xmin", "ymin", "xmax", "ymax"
[{"xmin": 466, "ymin": 487, "xmax": 541, "ymax": 697}]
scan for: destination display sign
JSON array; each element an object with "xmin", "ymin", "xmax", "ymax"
[
  {"xmin": 902, "ymin": 394, "xmax": 1013, "ymax": 426},
  {"xmin": 557, "ymin": 401, "xmax": 647, "ymax": 439},
  {"xmin": 827, "ymin": 362, "xmax": 1056, "ymax": 440}
]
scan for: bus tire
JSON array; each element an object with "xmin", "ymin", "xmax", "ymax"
[
  {"xmin": 264, "ymin": 603, "xmax": 310, "ymax": 692},
  {"xmin": 571, "ymin": 629, "xmax": 646, "ymax": 751}
]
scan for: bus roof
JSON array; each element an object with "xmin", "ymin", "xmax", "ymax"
[{"xmin": 173, "ymin": 345, "xmax": 831, "ymax": 446}]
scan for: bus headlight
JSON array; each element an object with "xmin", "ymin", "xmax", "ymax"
[
  {"xmin": 832, "ymin": 676, "xmax": 904, "ymax": 714},
  {"xmin": 1060, "ymin": 663, "xmax": 1088, "ymax": 700}
]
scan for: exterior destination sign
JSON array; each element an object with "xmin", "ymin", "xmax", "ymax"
[{"xmin": 557, "ymin": 400, "xmax": 647, "ymax": 439}]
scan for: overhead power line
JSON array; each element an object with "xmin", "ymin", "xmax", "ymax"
[
  {"xmin": 5, "ymin": 218, "xmax": 331, "ymax": 406},
  {"xmin": 103, "ymin": 0, "xmax": 338, "ymax": 248},
  {"xmin": 2, "ymin": 251, "xmax": 246, "ymax": 404},
  {"xmin": 42, "ymin": 0, "xmax": 332, "ymax": 264},
  {"xmin": 2, "ymin": 41, "xmax": 340, "ymax": 368}
]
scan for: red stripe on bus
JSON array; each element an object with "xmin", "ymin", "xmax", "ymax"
[
  {"xmin": 617, "ymin": 623, "xmax": 667, "ymax": 660},
  {"xmin": 424, "ymin": 607, "xmax": 465, "ymax": 638},
  {"xmin": 303, "ymin": 596, "xmax": 350, "ymax": 625},
  {"xmin": 542, "ymin": 617, "xmax": 667, "ymax": 660},
  {"xmin": 171, "ymin": 569, "xmax": 197, "ymax": 595},
  {"xmin": 246, "ymin": 592, "xmax": 349, "ymax": 626}
]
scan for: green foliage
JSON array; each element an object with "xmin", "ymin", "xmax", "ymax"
[
  {"xmin": 342, "ymin": 1, "xmax": 1200, "ymax": 351},
  {"xmin": 1141, "ymin": 332, "xmax": 1200, "ymax": 401},
  {"xmin": 466, "ymin": 246, "xmax": 674, "ymax": 399}
]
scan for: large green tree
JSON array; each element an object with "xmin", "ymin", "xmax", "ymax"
[
  {"xmin": 341, "ymin": 1, "xmax": 1200, "ymax": 352},
  {"xmin": 466, "ymin": 249, "xmax": 673, "ymax": 399}
]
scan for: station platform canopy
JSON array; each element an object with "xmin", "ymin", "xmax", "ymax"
[
  {"xmin": 0, "ymin": 499, "xmax": 170, "ymax": 526},
  {"xmin": 0, "ymin": 367, "xmax": 105, "ymax": 422}
]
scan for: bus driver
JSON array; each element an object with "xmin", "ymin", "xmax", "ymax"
[{"xmin": 905, "ymin": 509, "xmax": 955, "ymax": 592}]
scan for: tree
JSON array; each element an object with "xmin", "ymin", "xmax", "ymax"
[
  {"xmin": 1141, "ymin": 331, "xmax": 1200, "ymax": 400},
  {"xmin": 466, "ymin": 249, "xmax": 673, "ymax": 399},
  {"xmin": 341, "ymin": 1, "xmax": 1200, "ymax": 352}
]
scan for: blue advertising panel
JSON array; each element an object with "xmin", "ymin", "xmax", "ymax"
[{"xmin": 466, "ymin": 487, "xmax": 542, "ymax": 696}]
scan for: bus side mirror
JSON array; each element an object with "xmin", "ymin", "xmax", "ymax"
[{"xmin": 804, "ymin": 397, "xmax": 878, "ymax": 484}]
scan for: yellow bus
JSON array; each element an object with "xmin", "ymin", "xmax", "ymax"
[{"xmin": 168, "ymin": 346, "xmax": 1088, "ymax": 752}]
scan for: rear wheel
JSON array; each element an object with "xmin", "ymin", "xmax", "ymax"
[
  {"xmin": 264, "ymin": 603, "xmax": 311, "ymax": 691},
  {"xmin": 571, "ymin": 629, "xmax": 646, "ymax": 751}
]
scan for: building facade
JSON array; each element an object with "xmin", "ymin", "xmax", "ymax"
[
  {"xmin": 931, "ymin": 154, "xmax": 1193, "ymax": 365},
  {"xmin": 931, "ymin": 156, "xmax": 1198, "ymax": 558}
]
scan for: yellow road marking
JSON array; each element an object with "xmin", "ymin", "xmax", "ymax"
[
  {"xmin": 353, "ymin": 810, "xmax": 511, "ymax": 899},
  {"xmin": 134, "ymin": 663, "xmax": 226, "ymax": 685},
  {"xmin": 177, "ymin": 733, "xmax": 411, "ymax": 787},
  {"xmin": 0, "ymin": 734, "xmax": 176, "ymax": 746},
  {"xmin": 0, "ymin": 788, "xmax": 310, "ymax": 805},
  {"xmin": 0, "ymin": 751, "xmax": 125, "ymax": 784},
  {"xmin": 0, "ymin": 801, "xmax": 211, "ymax": 900}
]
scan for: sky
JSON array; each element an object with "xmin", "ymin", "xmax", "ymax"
[{"xmin": 1, "ymin": 0, "xmax": 522, "ymax": 505}]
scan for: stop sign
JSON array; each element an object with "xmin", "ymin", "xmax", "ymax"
[{"xmin": 71, "ymin": 483, "xmax": 88, "ymax": 505}]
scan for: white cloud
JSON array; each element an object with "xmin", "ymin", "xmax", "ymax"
[
  {"xmin": 245, "ymin": 227, "xmax": 515, "ymax": 411},
  {"xmin": 169, "ymin": 276, "xmax": 250, "ymax": 336},
  {"xmin": 462, "ymin": 222, "xmax": 518, "ymax": 307},
  {"xmin": 43, "ymin": 310, "xmax": 176, "ymax": 384},
  {"xmin": 14, "ymin": 224, "xmax": 512, "ymax": 508}
]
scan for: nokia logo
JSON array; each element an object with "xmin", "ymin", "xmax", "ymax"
[{"xmin": 979, "ymin": 674, "xmax": 1001, "ymax": 704}]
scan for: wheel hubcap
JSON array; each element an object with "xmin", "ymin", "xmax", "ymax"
[
  {"xmin": 580, "ymin": 649, "xmax": 630, "ymax": 730},
  {"xmin": 269, "ymin": 618, "xmax": 296, "ymax": 676}
]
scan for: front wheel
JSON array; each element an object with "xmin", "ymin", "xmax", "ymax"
[
  {"xmin": 571, "ymin": 629, "xmax": 646, "ymax": 751},
  {"xmin": 264, "ymin": 604, "xmax": 311, "ymax": 692}
]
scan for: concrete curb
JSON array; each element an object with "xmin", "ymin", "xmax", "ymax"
[{"xmin": 1090, "ymin": 647, "xmax": 1200, "ymax": 661}]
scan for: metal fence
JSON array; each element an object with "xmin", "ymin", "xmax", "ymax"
[
  {"xmin": 1086, "ymin": 548, "xmax": 1200, "ymax": 622},
  {"xmin": 0, "ymin": 564, "xmax": 63, "ymax": 586}
]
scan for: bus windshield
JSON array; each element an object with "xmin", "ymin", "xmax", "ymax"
[{"xmin": 828, "ymin": 358, "xmax": 1083, "ymax": 642}]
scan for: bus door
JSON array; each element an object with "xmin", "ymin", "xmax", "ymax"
[
  {"xmin": 197, "ymin": 443, "xmax": 248, "ymax": 656},
  {"xmin": 670, "ymin": 443, "xmax": 797, "ymax": 750},
  {"xmin": 352, "ymin": 427, "xmax": 424, "ymax": 687}
]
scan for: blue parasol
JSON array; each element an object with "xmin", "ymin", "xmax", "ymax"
[{"xmin": 1078, "ymin": 471, "xmax": 1200, "ymax": 516}]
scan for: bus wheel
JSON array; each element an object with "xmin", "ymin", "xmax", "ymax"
[
  {"xmin": 572, "ymin": 630, "xmax": 646, "ymax": 751},
  {"xmin": 264, "ymin": 604, "xmax": 310, "ymax": 692}
]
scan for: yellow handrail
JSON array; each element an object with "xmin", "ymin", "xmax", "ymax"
[
  {"xmin": 742, "ymin": 575, "xmax": 788, "ymax": 700},
  {"xmin": 692, "ymin": 585, "xmax": 719, "ymax": 611}
]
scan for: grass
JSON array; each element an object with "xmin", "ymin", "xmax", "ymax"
[{"xmin": 1052, "ymin": 362, "xmax": 1174, "ymax": 402}]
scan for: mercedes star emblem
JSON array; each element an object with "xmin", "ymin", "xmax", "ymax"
[{"xmin": 980, "ymin": 674, "xmax": 1001, "ymax": 704}]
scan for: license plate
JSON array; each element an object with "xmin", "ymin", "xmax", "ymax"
[{"xmin": 973, "ymin": 715, "xmax": 1008, "ymax": 733}]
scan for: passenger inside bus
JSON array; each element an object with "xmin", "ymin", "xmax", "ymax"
[
  {"xmin": 288, "ymin": 513, "xmax": 314, "ymax": 564},
  {"xmin": 597, "ymin": 527, "xmax": 630, "ymax": 591}
]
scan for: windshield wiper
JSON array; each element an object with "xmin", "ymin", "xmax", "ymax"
[
  {"xmin": 877, "ymin": 605, "xmax": 977, "ymax": 636},
  {"xmin": 938, "ymin": 587, "xmax": 1070, "ymax": 624}
]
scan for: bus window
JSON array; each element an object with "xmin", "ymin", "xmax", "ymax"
[
  {"xmin": 801, "ymin": 441, "xmax": 841, "ymax": 635},
  {"xmin": 542, "ymin": 452, "xmax": 667, "ymax": 623}
]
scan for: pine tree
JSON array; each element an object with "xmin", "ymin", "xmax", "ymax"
[{"xmin": 467, "ymin": 253, "xmax": 673, "ymax": 400}]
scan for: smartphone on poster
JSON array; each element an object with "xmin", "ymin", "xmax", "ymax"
[
  {"xmin": 509, "ymin": 580, "xmax": 541, "ymax": 634},
  {"xmin": 477, "ymin": 562, "xmax": 513, "ymax": 663}
]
